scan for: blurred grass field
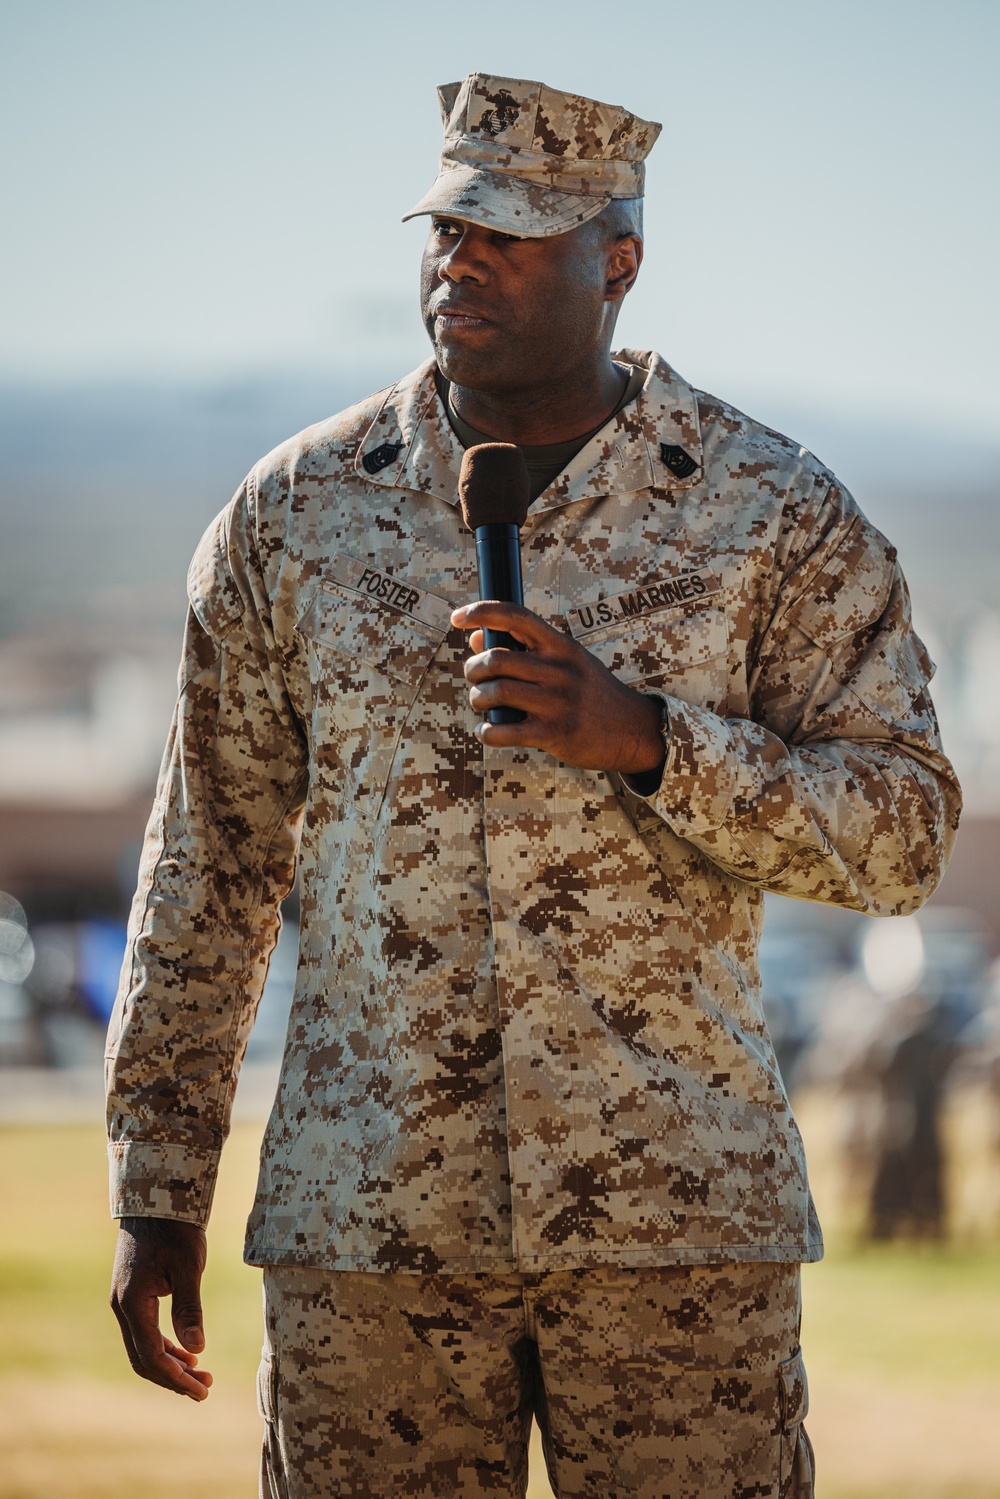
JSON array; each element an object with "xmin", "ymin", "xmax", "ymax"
[{"xmin": 1, "ymin": 1088, "xmax": 999, "ymax": 1499}]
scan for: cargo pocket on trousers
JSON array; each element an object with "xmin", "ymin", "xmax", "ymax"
[
  {"xmin": 257, "ymin": 1351, "xmax": 290, "ymax": 1499},
  {"xmin": 778, "ymin": 1348, "xmax": 815, "ymax": 1499}
]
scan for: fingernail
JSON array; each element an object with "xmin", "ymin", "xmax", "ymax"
[{"xmin": 183, "ymin": 1328, "xmax": 204, "ymax": 1351}]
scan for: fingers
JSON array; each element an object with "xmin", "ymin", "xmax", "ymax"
[
  {"xmin": 452, "ymin": 601, "xmax": 567, "ymax": 652},
  {"xmin": 169, "ymin": 1263, "xmax": 206, "ymax": 1354},
  {"xmin": 463, "ymin": 641, "xmax": 582, "ymax": 744},
  {"xmin": 111, "ymin": 1281, "xmax": 211, "ymax": 1400},
  {"xmin": 452, "ymin": 598, "xmax": 653, "ymax": 770},
  {"xmin": 163, "ymin": 1338, "xmax": 201, "ymax": 1368},
  {"xmin": 459, "ymin": 605, "xmax": 576, "ymax": 693},
  {"xmin": 468, "ymin": 676, "xmax": 561, "ymax": 723},
  {"xmin": 454, "ymin": 602, "xmax": 588, "ymax": 753},
  {"xmin": 464, "ymin": 646, "xmax": 567, "ymax": 690},
  {"xmin": 164, "ymin": 1339, "xmax": 213, "ymax": 1391},
  {"xmin": 110, "ymin": 1219, "xmax": 211, "ymax": 1401}
]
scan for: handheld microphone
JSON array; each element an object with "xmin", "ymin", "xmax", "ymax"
[{"xmin": 458, "ymin": 442, "xmax": 531, "ymax": 726}]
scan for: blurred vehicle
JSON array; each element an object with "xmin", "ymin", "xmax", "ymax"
[{"xmin": 0, "ymin": 885, "xmax": 298, "ymax": 1073}]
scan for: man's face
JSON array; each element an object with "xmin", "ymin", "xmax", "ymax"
[{"xmin": 420, "ymin": 215, "xmax": 622, "ymax": 395}]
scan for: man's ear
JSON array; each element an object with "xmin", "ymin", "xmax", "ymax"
[{"xmin": 606, "ymin": 235, "xmax": 643, "ymax": 303}]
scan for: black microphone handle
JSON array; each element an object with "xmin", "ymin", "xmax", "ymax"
[{"xmin": 474, "ymin": 524, "xmax": 527, "ymax": 725}]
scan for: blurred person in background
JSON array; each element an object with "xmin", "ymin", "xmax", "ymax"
[
  {"xmin": 105, "ymin": 73, "xmax": 961, "ymax": 1499},
  {"xmin": 984, "ymin": 964, "xmax": 1000, "ymax": 1153},
  {"xmin": 953, "ymin": 955, "xmax": 1000, "ymax": 1220},
  {"xmin": 862, "ymin": 990, "xmax": 958, "ymax": 1241},
  {"xmin": 827, "ymin": 914, "xmax": 990, "ymax": 1242}
]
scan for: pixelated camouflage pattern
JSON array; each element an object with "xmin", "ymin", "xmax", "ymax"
[
  {"xmin": 105, "ymin": 350, "xmax": 960, "ymax": 1274},
  {"xmin": 258, "ymin": 1260, "xmax": 813, "ymax": 1497},
  {"xmin": 403, "ymin": 73, "xmax": 661, "ymax": 239}
]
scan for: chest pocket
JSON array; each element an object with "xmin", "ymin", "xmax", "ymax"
[
  {"xmin": 295, "ymin": 565, "xmax": 451, "ymax": 806},
  {"xmin": 578, "ymin": 604, "xmax": 731, "ymax": 713}
]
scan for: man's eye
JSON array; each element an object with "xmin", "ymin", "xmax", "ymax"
[
  {"xmin": 493, "ymin": 231, "xmax": 526, "ymax": 243},
  {"xmin": 433, "ymin": 220, "xmax": 462, "ymax": 237}
]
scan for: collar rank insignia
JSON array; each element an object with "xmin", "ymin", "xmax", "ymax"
[
  {"xmin": 362, "ymin": 441, "xmax": 404, "ymax": 475},
  {"xmin": 659, "ymin": 443, "xmax": 698, "ymax": 480}
]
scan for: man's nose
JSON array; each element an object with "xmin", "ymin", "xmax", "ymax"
[{"xmin": 438, "ymin": 232, "xmax": 487, "ymax": 284}]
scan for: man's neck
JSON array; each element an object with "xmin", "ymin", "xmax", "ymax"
[{"xmin": 448, "ymin": 357, "xmax": 628, "ymax": 447}]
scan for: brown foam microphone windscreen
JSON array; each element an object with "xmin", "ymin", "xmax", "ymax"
[{"xmin": 459, "ymin": 443, "xmax": 531, "ymax": 531}]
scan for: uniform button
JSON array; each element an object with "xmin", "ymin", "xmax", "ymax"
[
  {"xmin": 659, "ymin": 443, "xmax": 698, "ymax": 480},
  {"xmin": 362, "ymin": 441, "xmax": 404, "ymax": 475}
]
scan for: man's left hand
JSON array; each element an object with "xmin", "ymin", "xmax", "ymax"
[{"xmin": 452, "ymin": 601, "xmax": 664, "ymax": 775}]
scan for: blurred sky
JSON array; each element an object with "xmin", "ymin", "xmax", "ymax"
[{"xmin": 2, "ymin": 0, "xmax": 998, "ymax": 441}]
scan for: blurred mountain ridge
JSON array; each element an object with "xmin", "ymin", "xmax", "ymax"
[
  {"xmin": 1, "ymin": 376, "xmax": 998, "ymax": 816},
  {"xmin": 2, "ymin": 374, "xmax": 996, "ymax": 640}
]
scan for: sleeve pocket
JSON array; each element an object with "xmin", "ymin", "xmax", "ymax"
[{"xmin": 784, "ymin": 515, "xmax": 895, "ymax": 652}]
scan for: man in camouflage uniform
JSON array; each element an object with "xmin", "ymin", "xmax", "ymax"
[{"xmin": 107, "ymin": 73, "xmax": 961, "ymax": 1497}]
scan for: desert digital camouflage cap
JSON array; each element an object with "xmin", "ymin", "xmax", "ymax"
[{"xmin": 402, "ymin": 73, "xmax": 662, "ymax": 238}]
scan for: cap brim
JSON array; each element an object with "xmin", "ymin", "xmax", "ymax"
[{"xmin": 401, "ymin": 164, "xmax": 608, "ymax": 239}]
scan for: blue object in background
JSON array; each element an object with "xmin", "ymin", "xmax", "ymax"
[{"xmin": 77, "ymin": 919, "xmax": 128, "ymax": 1022}]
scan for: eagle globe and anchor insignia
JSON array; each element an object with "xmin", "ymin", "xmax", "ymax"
[{"xmin": 474, "ymin": 88, "xmax": 520, "ymax": 139}]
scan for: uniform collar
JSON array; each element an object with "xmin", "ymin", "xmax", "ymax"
[{"xmin": 354, "ymin": 349, "xmax": 704, "ymax": 511}]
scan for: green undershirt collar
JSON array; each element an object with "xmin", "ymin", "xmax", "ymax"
[{"xmin": 437, "ymin": 363, "xmax": 646, "ymax": 503}]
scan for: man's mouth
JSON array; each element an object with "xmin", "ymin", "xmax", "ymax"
[{"xmin": 433, "ymin": 303, "xmax": 493, "ymax": 331}]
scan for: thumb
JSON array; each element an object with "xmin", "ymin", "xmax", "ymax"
[{"xmin": 170, "ymin": 1263, "xmax": 205, "ymax": 1353}]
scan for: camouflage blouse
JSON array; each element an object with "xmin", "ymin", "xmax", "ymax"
[{"xmin": 106, "ymin": 351, "xmax": 960, "ymax": 1272}]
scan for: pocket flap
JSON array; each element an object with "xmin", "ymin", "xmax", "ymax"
[
  {"xmin": 582, "ymin": 604, "xmax": 730, "ymax": 686},
  {"xmin": 256, "ymin": 1351, "xmax": 277, "ymax": 1423},
  {"xmin": 778, "ymin": 1348, "xmax": 809, "ymax": 1428},
  {"xmin": 297, "ymin": 561, "xmax": 450, "ymax": 689}
]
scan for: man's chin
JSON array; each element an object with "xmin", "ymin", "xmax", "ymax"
[{"xmin": 433, "ymin": 343, "xmax": 506, "ymax": 392}]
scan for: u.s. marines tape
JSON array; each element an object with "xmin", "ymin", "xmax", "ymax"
[{"xmin": 567, "ymin": 568, "xmax": 721, "ymax": 641}]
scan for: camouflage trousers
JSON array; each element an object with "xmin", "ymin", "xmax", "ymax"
[{"xmin": 257, "ymin": 1260, "xmax": 814, "ymax": 1499}]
